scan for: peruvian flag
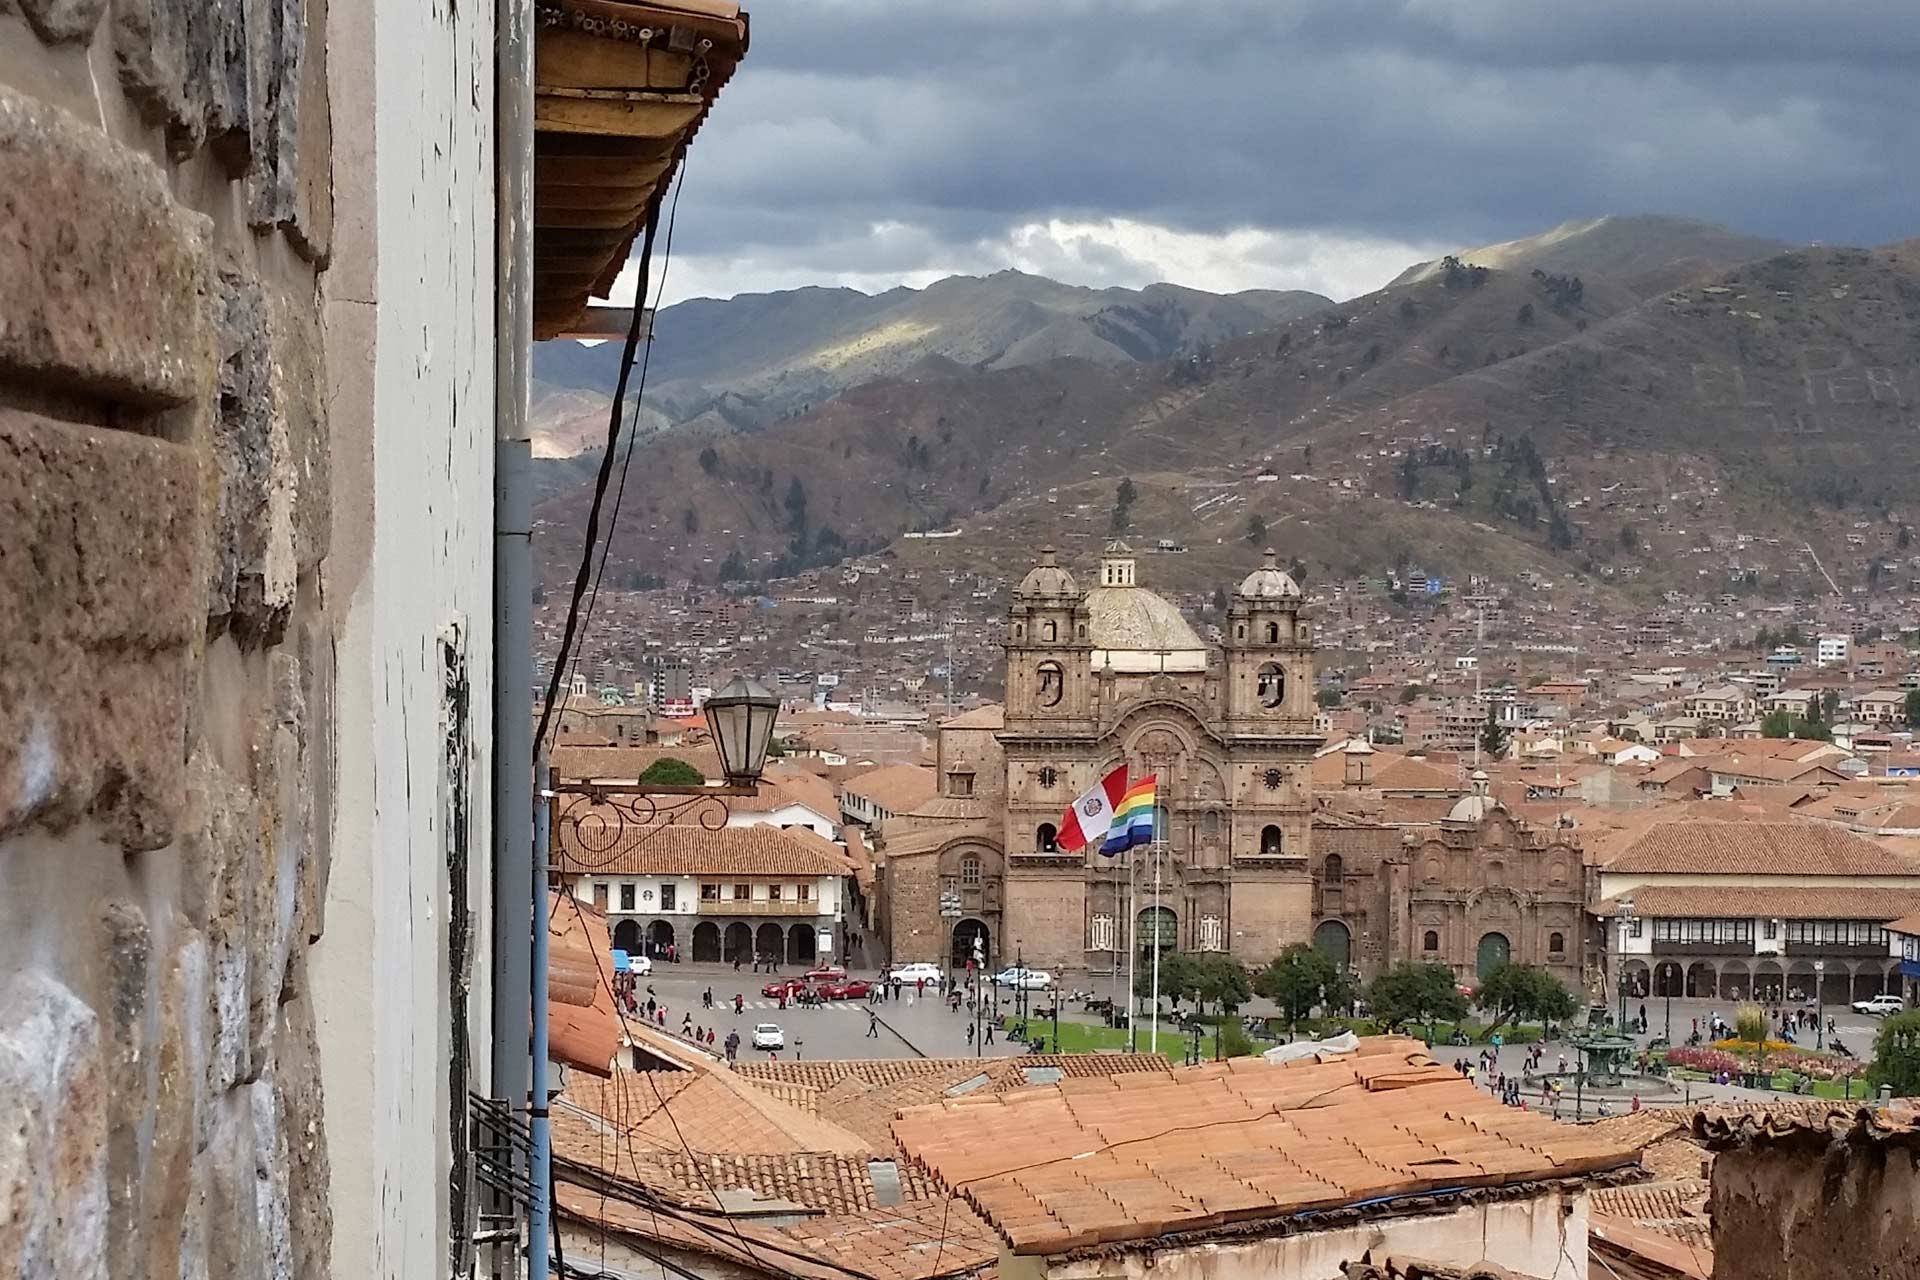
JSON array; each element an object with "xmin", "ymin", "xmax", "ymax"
[{"xmin": 1058, "ymin": 765, "xmax": 1128, "ymax": 853}]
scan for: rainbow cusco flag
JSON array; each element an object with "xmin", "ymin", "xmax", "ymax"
[{"xmin": 1098, "ymin": 775, "xmax": 1157, "ymax": 856}]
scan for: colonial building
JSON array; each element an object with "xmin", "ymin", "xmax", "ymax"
[
  {"xmin": 1314, "ymin": 768, "xmax": 1590, "ymax": 986},
  {"xmin": 877, "ymin": 545, "xmax": 1323, "ymax": 971}
]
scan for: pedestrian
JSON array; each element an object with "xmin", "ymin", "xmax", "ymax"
[
  {"xmin": 1630, "ymin": 1094, "xmax": 1641, "ymax": 1113},
  {"xmin": 983, "ymin": 1020, "xmax": 995, "ymax": 1046},
  {"xmin": 734, "ymin": 993, "xmax": 744, "ymax": 1014},
  {"xmin": 966, "ymin": 1021, "xmax": 976, "ymax": 1045},
  {"xmin": 655, "ymin": 1008, "xmax": 665, "ymax": 1028},
  {"xmin": 866, "ymin": 1010, "xmax": 880, "ymax": 1039},
  {"xmin": 646, "ymin": 996, "xmax": 657, "ymax": 1018},
  {"xmin": 703, "ymin": 987, "xmax": 713, "ymax": 1009},
  {"xmin": 1557, "ymin": 1053, "xmax": 1566, "ymax": 1075}
]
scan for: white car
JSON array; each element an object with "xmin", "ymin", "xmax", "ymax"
[
  {"xmin": 627, "ymin": 954, "xmax": 652, "ymax": 977},
  {"xmin": 751, "ymin": 1022, "xmax": 785, "ymax": 1051},
  {"xmin": 1851, "ymin": 994, "xmax": 1905, "ymax": 1017},
  {"xmin": 888, "ymin": 962, "xmax": 944, "ymax": 986},
  {"xmin": 992, "ymin": 967, "xmax": 1054, "ymax": 991}
]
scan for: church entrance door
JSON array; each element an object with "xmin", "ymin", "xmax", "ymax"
[
  {"xmin": 1476, "ymin": 932, "xmax": 1511, "ymax": 980},
  {"xmin": 1312, "ymin": 920, "xmax": 1351, "ymax": 969}
]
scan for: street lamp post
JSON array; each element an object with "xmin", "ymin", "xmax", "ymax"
[
  {"xmin": 1616, "ymin": 896, "xmax": 1635, "ymax": 1032},
  {"xmin": 1814, "ymin": 959, "xmax": 1826, "ymax": 1050},
  {"xmin": 1663, "ymin": 966, "xmax": 1673, "ymax": 1043}
]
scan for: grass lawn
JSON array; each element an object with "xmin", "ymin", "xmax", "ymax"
[
  {"xmin": 1006, "ymin": 1015, "xmax": 1218, "ymax": 1064},
  {"xmin": 1666, "ymin": 1066, "xmax": 1868, "ymax": 1101}
]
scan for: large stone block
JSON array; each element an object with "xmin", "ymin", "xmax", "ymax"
[
  {"xmin": 209, "ymin": 261, "xmax": 298, "ymax": 646},
  {"xmin": 0, "ymin": 415, "xmax": 205, "ymax": 850},
  {"xmin": 15, "ymin": 0, "xmax": 108, "ymax": 42},
  {"xmin": 97, "ymin": 899, "xmax": 154, "ymax": 1280},
  {"xmin": 275, "ymin": 993, "xmax": 332, "ymax": 1280},
  {"xmin": 0, "ymin": 88, "xmax": 214, "ymax": 410},
  {"xmin": 144, "ymin": 932, "xmax": 210, "ymax": 1280},
  {"xmin": 0, "ymin": 971, "xmax": 109, "ymax": 1280}
]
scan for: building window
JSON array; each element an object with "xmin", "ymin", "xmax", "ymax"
[
  {"xmin": 1089, "ymin": 913, "xmax": 1116, "ymax": 951},
  {"xmin": 1260, "ymin": 825, "xmax": 1283, "ymax": 856},
  {"xmin": 768, "ymin": 884, "xmax": 782, "ymax": 901},
  {"xmin": 619, "ymin": 883, "xmax": 636, "ymax": 912},
  {"xmin": 1037, "ymin": 823, "xmax": 1058, "ymax": 853},
  {"xmin": 948, "ymin": 770, "xmax": 974, "ymax": 797},
  {"xmin": 701, "ymin": 883, "xmax": 720, "ymax": 902},
  {"xmin": 1203, "ymin": 810, "xmax": 1221, "ymax": 839},
  {"xmin": 1423, "ymin": 930, "xmax": 1440, "ymax": 952},
  {"xmin": 660, "ymin": 884, "xmax": 676, "ymax": 911},
  {"xmin": 1257, "ymin": 662, "xmax": 1285, "ymax": 708},
  {"xmin": 1322, "ymin": 853, "xmax": 1344, "ymax": 884},
  {"xmin": 1628, "ymin": 917, "xmax": 1643, "ymax": 939},
  {"xmin": 1763, "ymin": 919, "xmax": 1779, "ymax": 940},
  {"xmin": 1036, "ymin": 661, "xmax": 1064, "ymax": 707},
  {"xmin": 1042, "ymin": 620, "xmax": 1057, "ymax": 642},
  {"xmin": 796, "ymin": 883, "xmax": 810, "ymax": 902},
  {"xmin": 1198, "ymin": 915, "xmax": 1224, "ymax": 952},
  {"xmin": 1265, "ymin": 621, "xmax": 1281, "ymax": 644},
  {"xmin": 1548, "ymin": 931, "xmax": 1565, "ymax": 954},
  {"xmin": 734, "ymin": 883, "xmax": 750, "ymax": 900},
  {"xmin": 961, "ymin": 855, "xmax": 981, "ymax": 885}
]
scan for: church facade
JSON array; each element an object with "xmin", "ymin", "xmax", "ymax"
[{"xmin": 876, "ymin": 545, "xmax": 1325, "ymax": 973}]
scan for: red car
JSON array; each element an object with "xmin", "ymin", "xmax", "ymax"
[
  {"xmin": 761, "ymin": 977, "xmax": 808, "ymax": 999},
  {"xmin": 816, "ymin": 978, "xmax": 871, "ymax": 1000},
  {"xmin": 803, "ymin": 965, "xmax": 848, "ymax": 984}
]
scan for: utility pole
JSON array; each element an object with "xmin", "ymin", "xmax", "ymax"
[
  {"xmin": 1472, "ymin": 604, "xmax": 1484, "ymax": 771},
  {"xmin": 1150, "ymin": 835, "xmax": 1164, "ymax": 1057}
]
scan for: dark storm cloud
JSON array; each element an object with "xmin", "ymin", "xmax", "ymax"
[{"xmin": 660, "ymin": 0, "xmax": 1920, "ymax": 298}]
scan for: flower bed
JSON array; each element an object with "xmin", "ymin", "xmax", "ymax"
[{"xmin": 1666, "ymin": 1044, "xmax": 1860, "ymax": 1083}]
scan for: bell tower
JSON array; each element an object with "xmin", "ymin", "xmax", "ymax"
[
  {"xmin": 1005, "ymin": 547, "xmax": 1092, "ymax": 728},
  {"xmin": 1223, "ymin": 550, "xmax": 1316, "ymax": 728}
]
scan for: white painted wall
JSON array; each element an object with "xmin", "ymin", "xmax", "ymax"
[{"xmin": 311, "ymin": 1, "xmax": 496, "ymax": 1277}]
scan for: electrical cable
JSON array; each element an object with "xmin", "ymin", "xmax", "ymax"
[{"xmin": 535, "ymin": 160, "xmax": 678, "ymax": 758}]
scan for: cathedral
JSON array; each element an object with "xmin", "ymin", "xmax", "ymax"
[{"xmin": 876, "ymin": 544, "xmax": 1325, "ymax": 972}]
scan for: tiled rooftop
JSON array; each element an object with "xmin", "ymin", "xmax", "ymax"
[
  {"xmin": 1603, "ymin": 820, "xmax": 1916, "ymax": 876},
  {"xmin": 891, "ymin": 1038, "xmax": 1641, "ymax": 1255},
  {"xmin": 552, "ymin": 819, "xmax": 853, "ymax": 877},
  {"xmin": 1594, "ymin": 884, "xmax": 1920, "ymax": 921}
]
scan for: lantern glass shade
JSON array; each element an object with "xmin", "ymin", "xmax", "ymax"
[{"xmin": 705, "ymin": 677, "xmax": 779, "ymax": 785}]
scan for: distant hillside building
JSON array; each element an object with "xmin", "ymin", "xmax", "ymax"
[{"xmin": 876, "ymin": 544, "xmax": 1323, "ymax": 971}]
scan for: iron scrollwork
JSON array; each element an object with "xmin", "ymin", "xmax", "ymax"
[{"xmin": 549, "ymin": 783, "xmax": 733, "ymax": 870}]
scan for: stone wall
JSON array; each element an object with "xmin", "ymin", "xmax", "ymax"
[
  {"xmin": 0, "ymin": 2, "xmax": 332, "ymax": 1276},
  {"xmin": 1708, "ymin": 1132, "xmax": 1919, "ymax": 1280}
]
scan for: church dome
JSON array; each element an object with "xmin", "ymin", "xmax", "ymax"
[
  {"xmin": 1015, "ymin": 546, "xmax": 1078, "ymax": 598},
  {"xmin": 1237, "ymin": 550, "xmax": 1301, "ymax": 601},
  {"xmin": 1446, "ymin": 770, "xmax": 1498, "ymax": 823},
  {"xmin": 1085, "ymin": 549, "xmax": 1208, "ymax": 674}
]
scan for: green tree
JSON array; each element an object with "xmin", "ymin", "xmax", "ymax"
[
  {"xmin": 1735, "ymin": 1003, "xmax": 1769, "ymax": 1077},
  {"xmin": 1398, "ymin": 684, "xmax": 1422, "ymax": 705},
  {"xmin": 717, "ymin": 548, "xmax": 748, "ymax": 582},
  {"xmin": 1254, "ymin": 944, "xmax": 1343, "ymax": 1032},
  {"xmin": 1866, "ymin": 1010, "xmax": 1920, "ymax": 1098},
  {"xmin": 1480, "ymin": 705, "xmax": 1510, "ymax": 758},
  {"xmin": 1473, "ymin": 963, "xmax": 1576, "ymax": 1034},
  {"xmin": 639, "ymin": 757, "xmax": 705, "ymax": 787},
  {"xmin": 1188, "ymin": 953, "xmax": 1253, "ymax": 1015},
  {"xmin": 1760, "ymin": 708, "xmax": 1793, "ymax": 739},
  {"xmin": 1905, "ymin": 690, "xmax": 1920, "ymax": 728},
  {"xmin": 1134, "ymin": 949, "xmax": 1196, "ymax": 1002},
  {"xmin": 1820, "ymin": 688, "xmax": 1842, "ymax": 724},
  {"xmin": 1365, "ymin": 963, "xmax": 1468, "ymax": 1036},
  {"xmin": 1217, "ymin": 1021, "xmax": 1258, "ymax": 1059},
  {"xmin": 1110, "ymin": 477, "xmax": 1138, "ymax": 532},
  {"xmin": 1246, "ymin": 513, "xmax": 1268, "ymax": 544},
  {"xmin": 1316, "ymin": 687, "xmax": 1344, "ymax": 708}
]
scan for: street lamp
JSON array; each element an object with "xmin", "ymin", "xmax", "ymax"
[
  {"xmin": 704, "ymin": 676, "xmax": 781, "ymax": 787},
  {"xmin": 1616, "ymin": 896, "xmax": 1635, "ymax": 1031},
  {"xmin": 1662, "ymin": 964, "xmax": 1673, "ymax": 1043},
  {"xmin": 1814, "ymin": 959, "xmax": 1826, "ymax": 1050}
]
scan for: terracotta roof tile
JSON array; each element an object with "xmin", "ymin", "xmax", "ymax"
[
  {"xmin": 551, "ymin": 743, "xmax": 724, "ymax": 782},
  {"xmin": 890, "ymin": 1038, "xmax": 1641, "ymax": 1255},
  {"xmin": 1603, "ymin": 820, "xmax": 1916, "ymax": 875},
  {"xmin": 547, "ymin": 892, "xmax": 622, "ymax": 1076},
  {"xmin": 1594, "ymin": 885, "xmax": 1920, "ymax": 921},
  {"xmin": 553, "ymin": 819, "xmax": 853, "ymax": 877},
  {"xmin": 842, "ymin": 764, "xmax": 940, "ymax": 815}
]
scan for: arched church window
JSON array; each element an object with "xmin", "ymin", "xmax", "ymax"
[
  {"xmin": 1236, "ymin": 625, "xmax": 1246, "ymax": 640},
  {"xmin": 1014, "ymin": 623, "xmax": 1024, "ymax": 640},
  {"xmin": 1265, "ymin": 621, "xmax": 1280, "ymax": 644},
  {"xmin": 961, "ymin": 856, "xmax": 981, "ymax": 885},
  {"xmin": 1548, "ymin": 931, "xmax": 1565, "ymax": 954},
  {"xmin": 1037, "ymin": 823, "xmax": 1058, "ymax": 853},
  {"xmin": 1323, "ymin": 853, "xmax": 1343, "ymax": 883},
  {"xmin": 1036, "ymin": 661, "xmax": 1064, "ymax": 706},
  {"xmin": 1042, "ymin": 620, "xmax": 1056, "ymax": 642},
  {"xmin": 1202, "ymin": 810, "xmax": 1220, "ymax": 839},
  {"xmin": 1256, "ymin": 663, "xmax": 1285, "ymax": 708},
  {"xmin": 1423, "ymin": 930, "xmax": 1440, "ymax": 952},
  {"xmin": 1260, "ymin": 825, "xmax": 1283, "ymax": 856}
]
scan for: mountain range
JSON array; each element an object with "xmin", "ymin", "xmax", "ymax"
[
  {"xmin": 532, "ymin": 215, "xmax": 1920, "ymax": 599},
  {"xmin": 530, "ymin": 272, "xmax": 1330, "ymax": 453}
]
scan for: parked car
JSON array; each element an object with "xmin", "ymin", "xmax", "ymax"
[
  {"xmin": 751, "ymin": 1023, "xmax": 785, "ymax": 1051},
  {"xmin": 803, "ymin": 965, "xmax": 848, "ymax": 984},
  {"xmin": 1852, "ymin": 994, "xmax": 1906, "ymax": 1016},
  {"xmin": 888, "ymin": 962, "xmax": 943, "ymax": 986},
  {"xmin": 817, "ymin": 978, "xmax": 873, "ymax": 1000},
  {"xmin": 762, "ymin": 977, "xmax": 808, "ymax": 999},
  {"xmin": 992, "ymin": 967, "xmax": 1054, "ymax": 990},
  {"xmin": 614, "ymin": 952, "xmax": 652, "ymax": 976}
]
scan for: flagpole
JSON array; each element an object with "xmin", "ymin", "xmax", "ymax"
[
  {"xmin": 1150, "ymin": 833, "xmax": 1162, "ymax": 1057},
  {"xmin": 1127, "ymin": 845, "xmax": 1137, "ymax": 1052}
]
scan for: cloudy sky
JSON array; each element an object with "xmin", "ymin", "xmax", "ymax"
[{"xmin": 633, "ymin": 0, "xmax": 1920, "ymax": 306}]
